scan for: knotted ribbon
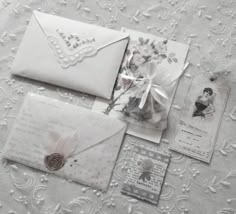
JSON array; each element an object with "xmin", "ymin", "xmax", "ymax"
[{"xmin": 120, "ymin": 61, "xmax": 189, "ymax": 109}]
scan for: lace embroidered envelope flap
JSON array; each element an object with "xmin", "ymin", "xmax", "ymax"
[
  {"xmin": 11, "ymin": 11, "xmax": 129, "ymax": 99},
  {"xmin": 3, "ymin": 93, "xmax": 127, "ymax": 191}
]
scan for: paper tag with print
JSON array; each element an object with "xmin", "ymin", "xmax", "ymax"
[
  {"xmin": 121, "ymin": 145, "xmax": 170, "ymax": 204},
  {"xmin": 170, "ymin": 72, "xmax": 230, "ymax": 163}
]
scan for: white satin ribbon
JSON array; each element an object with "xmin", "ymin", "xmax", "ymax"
[{"xmin": 120, "ymin": 61, "xmax": 189, "ymax": 109}]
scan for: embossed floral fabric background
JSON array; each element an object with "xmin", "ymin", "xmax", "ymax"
[{"xmin": 0, "ymin": 0, "xmax": 236, "ymax": 214}]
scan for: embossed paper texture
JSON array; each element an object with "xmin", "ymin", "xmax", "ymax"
[
  {"xmin": 11, "ymin": 11, "xmax": 129, "ymax": 99},
  {"xmin": 1, "ymin": 0, "xmax": 236, "ymax": 213},
  {"xmin": 2, "ymin": 93, "xmax": 127, "ymax": 191}
]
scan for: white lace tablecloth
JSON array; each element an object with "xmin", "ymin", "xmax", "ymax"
[{"xmin": 0, "ymin": 0, "xmax": 236, "ymax": 213}]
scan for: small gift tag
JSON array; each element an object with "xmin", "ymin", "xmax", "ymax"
[
  {"xmin": 170, "ymin": 72, "xmax": 230, "ymax": 163},
  {"xmin": 121, "ymin": 145, "xmax": 170, "ymax": 204}
]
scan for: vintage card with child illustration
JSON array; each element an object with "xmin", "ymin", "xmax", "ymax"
[
  {"xmin": 92, "ymin": 28, "xmax": 189, "ymax": 143},
  {"xmin": 170, "ymin": 72, "xmax": 230, "ymax": 163},
  {"xmin": 121, "ymin": 145, "xmax": 170, "ymax": 204}
]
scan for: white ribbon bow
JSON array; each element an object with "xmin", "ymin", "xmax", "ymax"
[{"xmin": 121, "ymin": 61, "xmax": 189, "ymax": 109}]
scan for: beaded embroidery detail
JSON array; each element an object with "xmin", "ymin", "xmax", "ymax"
[{"xmin": 47, "ymin": 29, "xmax": 97, "ymax": 68}]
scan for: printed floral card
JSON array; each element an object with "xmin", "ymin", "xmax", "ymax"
[
  {"xmin": 92, "ymin": 28, "xmax": 189, "ymax": 143},
  {"xmin": 170, "ymin": 73, "xmax": 230, "ymax": 163},
  {"xmin": 121, "ymin": 145, "xmax": 170, "ymax": 204}
]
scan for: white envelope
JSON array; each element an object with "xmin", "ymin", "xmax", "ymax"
[
  {"xmin": 11, "ymin": 11, "xmax": 129, "ymax": 99},
  {"xmin": 2, "ymin": 93, "xmax": 127, "ymax": 191}
]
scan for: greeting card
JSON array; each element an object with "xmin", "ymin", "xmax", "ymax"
[
  {"xmin": 170, "ymin": 73, "xmax": 230, "ymax": 163},
  {"xmin": 92, "ymin": 28, "xmax": 189, "ymax": 143},
  {"xmin": 121, "ymin": 145, "xmax": 170, "ymax": 204}
]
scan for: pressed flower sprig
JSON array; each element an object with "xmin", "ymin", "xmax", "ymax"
[{"xmin": 104, "ymin": 37, "xmax": 178, "ymax": 122}]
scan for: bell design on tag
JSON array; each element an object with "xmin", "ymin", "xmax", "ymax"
[{"xmin": 138, "ymin": 159, "xmax": 154, "ymax": 182}]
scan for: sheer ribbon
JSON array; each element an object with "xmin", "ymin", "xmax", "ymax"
[{"xmin": 120, "ymin": 61, "xmax": 189, "ymax": 109}]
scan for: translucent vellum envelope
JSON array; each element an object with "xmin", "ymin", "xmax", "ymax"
[
  {"xmin": 3, "ymin": 93, "xmax": 127, "ymax": 191},
  {"xmin": 11, "ymin": 11, "xmax": 129, "ymax": 99}
]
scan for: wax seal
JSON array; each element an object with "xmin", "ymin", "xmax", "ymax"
[{"xmin": 44, "ymin": 153, "xmax": 65, "ymax": 171}]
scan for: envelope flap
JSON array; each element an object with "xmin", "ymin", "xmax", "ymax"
[
  {"xmin": 25, "ymin": 93, "xmax": 126, "ymax": 156},
  {"xmin": 70, "ymin": 112, "xmax": 127, "ymax": 155},
  {"xmin": 33, "ymin": 11, "xmax": 129, "ymax": 68},
  {"xmin": 2, "ymin": 93, "xmax": 127, "ymax": 191}
]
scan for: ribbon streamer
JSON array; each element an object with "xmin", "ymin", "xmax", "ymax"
[{"xmin": 121, "ymin": 61, "xmax": 190, "ymax": 109}]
